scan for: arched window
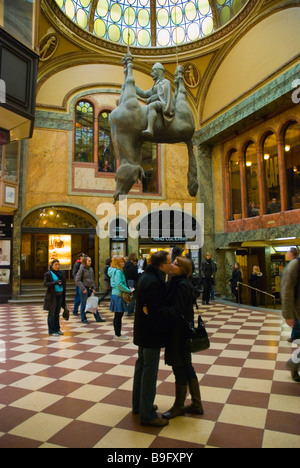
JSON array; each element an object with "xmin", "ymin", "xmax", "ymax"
[
  {"xmin": 284, "ymin": 121, "xmax": 300, "ymax": 210},
  {"xmin": 74, "ymin": 101, "xmax": 94, "ymax": 162},
  {"xmin": 263, "ymin": 133, "xmax": 281, "ymax": 213},
  {"xmin": 141, "ymin": 142, "xmax": 158, "ymax": 194},
  {"xmin": 98, "ymin": 110, "xmax": 116, "ymax": 173},
  {"xmin": 245, "ymin": 142, "xmax": 260, "ymax": 218},
  {"xmin": 229, "ymin": 150, "xmax": 241, "ymax": 220}
]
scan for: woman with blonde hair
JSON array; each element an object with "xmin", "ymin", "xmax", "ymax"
[
  {"xmin": 108, "ymin": 256, "xmax": 134, "ymax": 341},
  {"xmin": 162, "ymin": 256, "xmax": 204, "ymax": 419}
]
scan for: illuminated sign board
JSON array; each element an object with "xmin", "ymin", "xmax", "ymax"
[{"xmin": 48, "ymin": 235, "xmax": 71, "ymax": 270}]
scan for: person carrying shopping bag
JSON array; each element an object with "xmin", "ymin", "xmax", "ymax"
[
  {"xmin": 108, "ymin": 256, "xmax": 134, "ymax": 341},
  {"xmin": 76, "ymin": 256, "xmax": 106, "ymax": 324}
]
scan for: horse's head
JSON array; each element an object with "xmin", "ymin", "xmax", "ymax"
[{"xmin": 113, "ymin": 163, "xmax": 145, "ymax": 204}]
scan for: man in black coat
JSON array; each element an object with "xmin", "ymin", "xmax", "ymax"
[
  {"xmin": 200, "ymin": 252, "xmax": 216, "ymax": 305},
  {"xmin": 132, "ymin": 251, "xmax": 178, "ymax": 426},
  {"xmin": 124, "ymin": 254, "xmax": 139, "ymax": 316}
]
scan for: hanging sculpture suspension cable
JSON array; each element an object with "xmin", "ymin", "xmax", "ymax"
[
  {"xmin": 127, "ymin": 1, "xmax": 131, "ymax": 53},
  {"xmin": 174, "ymin": 2, "xmax": 179, "ymax": 67}
]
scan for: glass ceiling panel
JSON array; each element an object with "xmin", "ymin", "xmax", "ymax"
[{"xmin": 54, "ymin": 0, "xmax": 248, "ymax": 48}]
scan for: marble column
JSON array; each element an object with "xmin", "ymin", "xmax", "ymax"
[
  {"xmin": 239, "ymin": 150, "xmax": 247, "ymax": 219},
  {"xmin": 277, "ymin": 134, "xmax": 288, "ymax": 211},
  {"xmin": 12, "ymin": 141, "xmax": 26, "ymax": 299},
  {"xmin": 256, "ymin": 145, "xmax": 266, "ymax": 215},
  {"xmin": 196, "ymin": 143, "xmax": 214, "ymax": 255},
  {"xmin": 196, "ymin": 142, "xmax": 222, "ymax": 295}
]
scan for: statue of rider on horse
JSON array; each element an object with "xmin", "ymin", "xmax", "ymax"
[{"xmin": 110, "ymin": 53, "xmax": 199, "ymax": 203}]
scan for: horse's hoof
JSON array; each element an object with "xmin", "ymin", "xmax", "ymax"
[
  {"xmin": 142, "ymin": 130, "xmax": 154, "ymax": 138},
  {"xmin": 188, "ymin": 180, "xmax": 199, "ymax": 198}
]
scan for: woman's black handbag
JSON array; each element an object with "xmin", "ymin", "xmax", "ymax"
[
  {"xmin": 62, "ymin": 308, "xmax": 70, "ymax": 321},
  {"xmin": 185, "ymin": 315, "xmax": 210, "ymax": 353}
]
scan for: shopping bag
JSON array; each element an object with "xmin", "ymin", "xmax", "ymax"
[{"xmin": 85, "ymin": 294, "xmax": 98, "ymax": 313}]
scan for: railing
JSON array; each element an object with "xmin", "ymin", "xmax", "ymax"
[{"xmin": 237, "ymin": 282, "xmax": 277, "ymax": 309}]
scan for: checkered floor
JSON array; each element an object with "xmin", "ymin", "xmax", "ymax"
[{"xmin": 0, "ymin": 301, "xmax": 299, "ymax": 449}]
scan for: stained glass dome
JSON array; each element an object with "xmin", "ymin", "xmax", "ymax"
[{"xmin": 54, "ymin": 0, "xmax": 249, "ymax": 48}]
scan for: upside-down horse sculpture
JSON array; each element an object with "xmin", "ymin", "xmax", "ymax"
[{"xmin": 110, "ymin": 53, "xmax": 198, "ymax": 203}]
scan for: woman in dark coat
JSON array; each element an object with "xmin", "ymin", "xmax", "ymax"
[
  {"xmin": 163, "ymin": 256, "xmax": 204, "ymax": 420},
  {"xmin": 249, "ymin": 266, "xmax": 263, "ymax": 307},
  {"xmin": 44, "ymin": 259, "xmax": 66, "ymax": 336}
]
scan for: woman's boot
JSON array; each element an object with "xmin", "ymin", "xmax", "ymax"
[
  {"xmin": 185, "ymin": 378, "xmax": 204, "ymax": 415},
  {"xmin": 162, "ymin": 384, "xmax": 187, "ymax": 419}
]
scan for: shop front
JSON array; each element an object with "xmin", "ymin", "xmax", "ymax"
[
  {"xmin": 21, "ymin": 206, "xmax": 98, "ymax": 282},
  {"xmin": 138, "ymin": 209, "xmax": 202, "ymax": 278},
  {"xmin": 0, "ymin": 215, "xmax": 13, "ymax": 302},
  {"xmin": 231, "ymin": 238, "xmax": 300, "ymax": 308}
]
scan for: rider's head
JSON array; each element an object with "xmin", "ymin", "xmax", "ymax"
[{"xmin": 151, "ymin": 63, "xmax": 165, "ymax": 80}]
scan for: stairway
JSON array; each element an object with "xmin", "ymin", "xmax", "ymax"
[{"xmin": 8, "ymin": 282, "xmax": 77, "ymax": 305}]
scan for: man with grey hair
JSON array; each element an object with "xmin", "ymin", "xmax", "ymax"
[
  {"xmin": 135, "ymin": 63, "xmax": 175, "ymax": 138},
  {"xmin": 280, "ymin": 247, "xmax": 300, "ymax": 382}
]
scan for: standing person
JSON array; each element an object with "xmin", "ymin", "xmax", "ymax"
[
  {"xmin": 280, "ymin": 251, "xmax": 300, "ymax": 382},
  {"xmin": 285, "ymin": 248, "xmax": 300, "ymax": 344},
  {"xmin": 72, "ymin": 253, "xmax": 85, "ymax": 316},
  {"xmin": 76, "ymin": 256, "xmax": 105, "ymax": 324},
  {"xmin": 172, "ymin": 246, "xmax": 183, "ymax": 262},
  {"xmin": 124, "ymin": 253, "xmax": 139, "ymax": 316},
  {"xmin": 249, "ymin": 266, "xmax": 263, "ymax": 307},
  {"xmin": 162, "ymin": 256, "xmax": 203, "ymax": 419},
  {"xmin": 98, "ymin": 258, "xmax": 112, "ymax": 304},
  {"xmin": 200, "ymin": 252, "xmax": 216, "ymax": 305},
  {"xmin": 138, "ymin": 257, "xmax": 147, "ymax": 276},
  {"xmin": 132, "ymin": 251, "xmax": 178, "ymax": 427},
  {"xmin": 185, "ymin": 253, "xmax": 199, "ymax": 309},
  {"xmin": 229, "ymin": 262, "xmax": 243, "ymax": 303},
  {"xmin": 44, "ymin": 260, "xmax": 66, "ymax": 336},
  {"xmin": 210, "ymin": 260, "xmax": 217, "ymax": 300},
  {"xmin": 108, "ymin": 256, "xmax": 133, "ymax": 341}
]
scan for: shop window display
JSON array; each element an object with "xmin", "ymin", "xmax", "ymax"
[
  {"xmin": 284, "ymin": 121, "xmax": 300, "ymax": 210},
  {"xmin": 0, "ymin": 142, "xmax": 19, "ymax": 182},
  {"xmin": 0, "ymin": 0, "xmax": 38, "ymax": 50}
]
